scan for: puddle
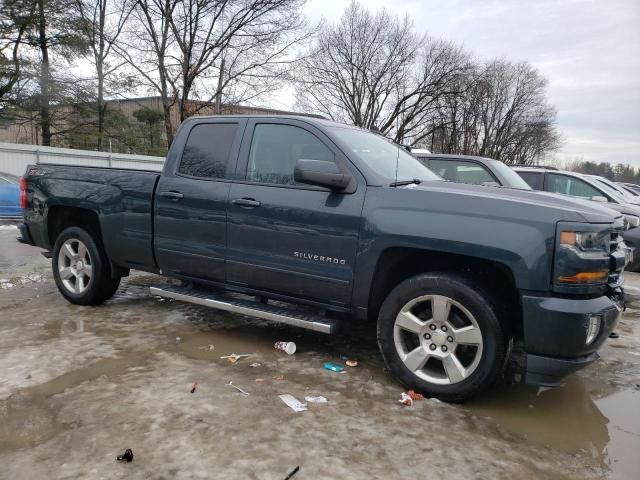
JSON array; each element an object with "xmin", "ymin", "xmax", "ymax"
[
  {"xmin": 595, "ymin": 389, "xmax": 640, "ymax": 479},
  {"xmin": 0, "ymin": 353, "xmax": 156, "ymax": 452},
  {"xmin": 468, "ymin": 378, "xmax": 640, "ymax": 478}
]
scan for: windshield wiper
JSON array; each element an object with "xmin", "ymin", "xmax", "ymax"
[{"xmin": 390, "ymin": 179, "xmax": 422, "ymax": 187}]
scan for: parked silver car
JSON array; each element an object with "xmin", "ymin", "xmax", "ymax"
[
  {"xmin": 514, "ymin": 167, "xmax": 640, "ymax": 228},
  {"xmin": 514, "ymin": 166, "xmax": 640, "ymax": 271}
]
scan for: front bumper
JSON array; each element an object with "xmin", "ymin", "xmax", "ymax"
[
  {"xmin": 525, "ymin": 352, "xmax": 599, "ymax": 387},
  {"xmin": 521, "ymin": 292, "xmax": 622, "ymax": 386}
]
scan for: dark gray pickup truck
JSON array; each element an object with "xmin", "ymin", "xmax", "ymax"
[{"xmin": 17, "ymin": 115, "xmax": 628, "ymax": 401}]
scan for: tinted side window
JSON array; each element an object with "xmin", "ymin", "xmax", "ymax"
[
  {"xmin": 178, "ymin": 123, "xmax": 238, "ymax": 179},
  {"xmin": 517, "ymin": 171, "xmax": 544, "ymax": 190},
  {"xmin": 247, "ymin": 124, "xmax": 334, "ymax": 185},
  {"xmin": 547, "ymin": 174, "xmax": 603, "ymax": 199},
  {"xmin": 428, "ymin": 159, "xmax": 495, "ymax": 185}
]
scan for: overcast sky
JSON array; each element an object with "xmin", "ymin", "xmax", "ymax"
[{"xmin": 296, "ymin": 0, "xmax": 640, "ymax": 166}]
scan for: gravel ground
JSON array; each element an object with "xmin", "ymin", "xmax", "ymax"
[{"xmin": 0, "ymin": 223, "xmax": 639, "ymax": 479}]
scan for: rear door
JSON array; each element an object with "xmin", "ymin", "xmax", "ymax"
[
  {"xmin": 225, "ymin": 118, "xmax": 365, "ymax": 307},
  {"xmin": 154, "ymin": 119, "xmax": 246, "ymax": 282}
]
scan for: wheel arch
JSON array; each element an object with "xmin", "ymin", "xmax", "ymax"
[
  {"xmin": 47, "ymin": 206, "xmax": 126, "ymax": 279},
  {"xmin": 368, "ymin": 247, "xmax": 522, "ymax": 339}
]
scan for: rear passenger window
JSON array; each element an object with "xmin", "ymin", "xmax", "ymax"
[
  {"xmin": 178, "ymin": 123, "xmax": 238, "ymax": 179},
  {"xmin": 247, "ymin": 124, "xmax": 334, "ymax": 185},
  {"xmin": 428, "ymin": 159, "xmax": 495, "ymax": 185},
  {"xmin": 517, "ymin": 171, "xmax": 544, "ymax": 190}
]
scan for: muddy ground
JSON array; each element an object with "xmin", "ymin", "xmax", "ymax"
[{"xmin": 0, "ymin": 222, "xmax": 639, "ymax": 480}]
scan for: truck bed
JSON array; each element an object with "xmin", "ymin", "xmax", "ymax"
[{"xmin": 22, "ymin": 164, "xmax": 161, "ymax": 271}]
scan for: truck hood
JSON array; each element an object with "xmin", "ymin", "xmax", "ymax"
[{"xmin": 400, "ymin": 181, "xmax": 620, "ymax": 224}]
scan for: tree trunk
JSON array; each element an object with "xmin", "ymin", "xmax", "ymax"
[
  {"xmin": 214, "ymin": 58, "xmax": 225, "ymax": 115},
  {"xmin": 37, "ymin": 0, "xmax": 51, "ymax": 146},
  {"xmin": 97, "ymin": 63, "xmax": 105, "ymax": 149},
  {"xmin": 96, "ymin": 1, "xmax": 106, "ymax": 149}
]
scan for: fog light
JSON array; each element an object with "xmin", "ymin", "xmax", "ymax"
[{"xmin": 586, "ymin": 315, "xmax": 602, "ymax": 345}]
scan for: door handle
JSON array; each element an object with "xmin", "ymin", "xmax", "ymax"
[
  {"xmin": 160, "ymin": 191, "xmax": 184, "ymax": 200},
  {"xmin": 232, "ymin": 197, "xmax": 261, "ymax": 208}
]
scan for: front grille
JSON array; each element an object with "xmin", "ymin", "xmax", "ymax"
[
  {"xmin": 608, "ymin": 228, "xmax": 627, "ymax": 287},
  {"xmin": 610, "ymin": 230, "xmax": 623, "ymax": 252}
]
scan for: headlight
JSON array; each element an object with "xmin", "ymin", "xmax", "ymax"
[
  {"xmin": 623, "ymin": 214, "xmax": 640, "ymax": 229},
  {"xmin": 556, "ymin": 229, "xmax": 610, "ymax": 286},
  {"xmin": 559, "ymin": 230, "xmax": 610, "ymax": 253}
]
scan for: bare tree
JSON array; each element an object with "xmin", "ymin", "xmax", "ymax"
[
  {"xmin": 427, "ymin": 60, "xmax": 560, "ymax": 163},
  {"xmin": 116, "ymin": 0, "xmax": 179, "ymax": 145},
  {"xmin": 115, "ymin": 0, "xmax": 309, "ymax": 147},
  {"xmin": 295, "ymin": 1, "xmax": 469, "ymax": 144},
  {"xmin": 296, "ymin": 2, "xmax": 418, "ymax": 130},
  {"xmin": 74, "ymin": 0, "xmax": 134, "ymax": 148},
  {"xmin": 167, "ymin": 0, "xmax": 309, "ymax": 121}
]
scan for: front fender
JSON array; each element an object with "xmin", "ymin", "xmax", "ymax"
[{"xmin": 353, "ymin": 187, "xmax": 559, "ymax": 309}]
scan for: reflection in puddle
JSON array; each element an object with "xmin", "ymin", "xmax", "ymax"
[
  {"xmin": 468, "ymin": 378, "xmax": 640, "ymax": 478},
  {"xmin": 595, "ymin": 389, "xmax": 640, "ymax": 479}
]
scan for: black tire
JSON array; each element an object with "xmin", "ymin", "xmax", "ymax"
[
  {"xmin": 377, "ymin": 273, "xmax": 506, "ymax": 402},
  {"xmin": 52, "ymin": 226, "xmax": 121, "ymax": 305}
]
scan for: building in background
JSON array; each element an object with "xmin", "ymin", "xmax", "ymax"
[{"xmin": 0, "ymin": 97, "xmax": 321, "ymax": 156}]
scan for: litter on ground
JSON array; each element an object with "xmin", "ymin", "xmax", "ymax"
[
  {"xmin": 220, "ymin": 353, "xmax": 250, "ymax": 364},
  {"xmin": 279, "ymin": 394, "xmax": 307, "ymax": 412},
  {"xmin": 116, "ymin": 448, "xmax": 134, "ymax": 462},
  {"xmin": 226, "ymin": 381, "xmax": 250, "ymax": 396},
  {"xmin": 274, "ymin": 341, "xmax": 297, "ymax": 355},
  {"xmin": 324, "ymin": 362, "xmax": 344, "ymax": 373},
  {"xmin": 283, "ymin": 465, "xmax": 300, "ymax": 479},
  {"xmin": 399, "ymin": 392, "xmax": 414, "ymax": 406},
  {"xmin": 399, "ymin": 390, "xmax": 425, "ymax": 406},
  {"xmin": 304, "ymin": 396, "xmax": 328, "ymax": 404}
]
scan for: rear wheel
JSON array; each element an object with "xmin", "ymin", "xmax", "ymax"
[
  {"xmin": 377, "ymin": 273, "xmax": 506, "ymax": 402},
  {"xmin": 52, "ymin": 227, "xmax": 120, "ymax": 305}
]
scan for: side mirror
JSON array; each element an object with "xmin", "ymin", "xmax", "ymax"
[
  {"xmin": 591, "ymin": 195, "xmax": 608, "ymax": 203},
  {"xmin": 294, "ymin": 159, "xmax": 352, "ymax": 191}
]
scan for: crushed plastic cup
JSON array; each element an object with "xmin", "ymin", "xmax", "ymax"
[
  {"xmin": 398, "ymin": 392, "xmax": 413, "ymax": 406},
  {"xmin": 275, "ymin": 341, "xmax": 296, "ymax": 355}
]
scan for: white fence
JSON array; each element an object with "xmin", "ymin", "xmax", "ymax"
[{"xmin": 0, "ymin": 142, "xmax": 165, "ymax": 177}]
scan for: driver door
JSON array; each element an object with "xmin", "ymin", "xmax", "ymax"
[{"xmin": 225, "ymin": 119, "xmax": 365, "ymax": 307}]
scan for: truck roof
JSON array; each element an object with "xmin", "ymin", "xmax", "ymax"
[{"xmin": 186, "ymin": 114, "xmax": 359, "ymax": 130}]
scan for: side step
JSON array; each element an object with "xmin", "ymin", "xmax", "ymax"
[{"xmin": 150, "ymin": 285, "xmax": 336, "ymax": 334}]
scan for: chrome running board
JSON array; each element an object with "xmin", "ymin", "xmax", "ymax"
[{"xmin": 150, "ymin": 285, "xmax": 335, "ymax": 334}]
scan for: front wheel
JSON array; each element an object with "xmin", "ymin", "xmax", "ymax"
[
  {"xmin": 52, "ymin": 226, "xmax": 120, "ymax": 305},
  {"xmin": 377, "ymin": 273, "xmax": 506, "ymax": 402}
]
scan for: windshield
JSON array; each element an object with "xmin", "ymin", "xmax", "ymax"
[
  {"xmin": 328, "ymin": 127, "xmax": 442, "ymax": 183},
  {"xmin": 593, "ymin": 177, "xmax": 634, "ymax": 198},
  {"xmin": 489, "ymin": 161, "xmax": 532, "ymax": 190},
  {"xmin": 590, "ymin": 180, "xmax": 628, "ymax": 203}
]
